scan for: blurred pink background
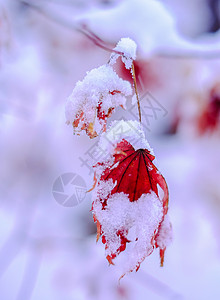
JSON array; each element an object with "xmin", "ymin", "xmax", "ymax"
[{"xmin": 1, "ymin": 0, "xmax": 220, "ymax": 299}]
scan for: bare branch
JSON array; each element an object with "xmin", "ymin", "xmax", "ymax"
[{"xmin": 20, "ymin": 0, "xmax": 124, "ymax": 56}]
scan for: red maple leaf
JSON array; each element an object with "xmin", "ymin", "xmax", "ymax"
[{"xmin": 92, "ymin": 136, "xmax": 171, "ymax": 276}]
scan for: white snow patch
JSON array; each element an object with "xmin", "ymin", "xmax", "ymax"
[
  {"xmin": 96, "ymin": 179, "xmax": 117, "ymax": 202},
  {"xmin": 65, "ymin": 64, "xmax": 132, "ymax": 135},
  {"xmin": 111, "ymin": 37, "xmax": 137, "ymax": 69},
  {"xmin": 92, "ymin": 191, "xmax": 163, "ymax": 274},
  {"xmin": 94, "ymin": 120, "xmax": 153, "ymax": 168},
  {"xmin": 115, "ymin": 38, "xmax": 137, "ymax": 61},
  {"xmin": 156, "ymin": 214, "xmax": 173, "ymax": 249}
]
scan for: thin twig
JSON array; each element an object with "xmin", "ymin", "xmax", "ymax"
[
  {"xmin": 20, "ymin": 0, "xmax": 123, "ymax": 56},
  {"xmin": 132, "ymin": 62, "xmax": 141, "ymax": 123}
]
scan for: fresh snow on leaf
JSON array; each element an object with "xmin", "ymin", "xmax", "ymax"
[
  {"xmin": 110, "ymin": 37, "xmax": 137, "ymax": 69},
  {"xmin": 155, "ymin": 214, "xmax": 173, "ymax": 250},
  {"xmin": 91, "ymin": 121, "xmax": 172, "ymax": 277},
  {"xmin": 114, "ymin": 37, "xmax": 137, "ymax": 61},
  {"xmin": 93, "ymin": 191, "xmax": 163, "ymax": 276},
  {"xmin": 98, "ymin": 120, "xmax": 153, "ymax": 157},
  {"xmin": 65, "ymin": 64, "xmax": 132, "ymax": 138}
]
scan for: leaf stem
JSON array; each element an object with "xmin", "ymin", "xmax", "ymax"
[{"xmin": 132, "ymin": 62, "xmax": 141, "ymax": 123}]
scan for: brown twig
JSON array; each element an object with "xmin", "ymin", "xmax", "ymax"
[{"xmin": 132, "ymin": 62, "xmax": 141, "ymax": 123}]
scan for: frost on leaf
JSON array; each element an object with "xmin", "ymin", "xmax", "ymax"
[
  {"xmin": 91, "ymin": 121, "xmax": 172, "ymax": 277},
  {"xmin": 65, "ymin": 65, "xmax": 132, "ymax": 138}
]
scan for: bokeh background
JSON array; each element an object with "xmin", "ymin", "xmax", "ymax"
[{"xmin": 1, "ymin": 0, "xmax": 220, "ymax": 299}]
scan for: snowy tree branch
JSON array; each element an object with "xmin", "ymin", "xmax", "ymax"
[
  {"xmin": 20, "ymin": 0, "xmax": 220, "ymax": 60},
  {"xmin": 20, "ymin": 0, "xmax": 124, "ymax": 56}
]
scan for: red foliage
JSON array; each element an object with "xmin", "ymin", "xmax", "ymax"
[
  {"xmin": 72, "ymin": 91, "xmax": 121, "ymax": 138},
  {"xmin": 198, "ymin": 84, "xmax": 220, "ymax": 134},
  {"xmin": 92, "ymin": 139, "xmax": 169, "ymax": 267},
  {"xmin": 116, "ymin": 58, "xmax": 161, "ymax": 91}
]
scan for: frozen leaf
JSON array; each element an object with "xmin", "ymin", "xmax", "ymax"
[
  {"xmin": 65, "ymin": 65, "xmax": 132, "ymax": 138},
  {"xmin": 91, "ymin": 121, "xmax": 172, "ymax": 277}
]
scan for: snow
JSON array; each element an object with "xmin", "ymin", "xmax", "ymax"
[
  {"xmin": 92, "ymin": 191, "xmax": 163, "ymax": 276},
  {"xmin": 98, "ymin": 119, "xmax": 153, "ymax": 160},
  {"xmin": 95, "ymin": 178, "xmax": 116, "ymax": 203},
  {"xmin": 91, "ymin": 118, "xmax": 172, "ymax": 276},
  {"xmin": 75, "ymin": 0, "xmax": 177, "ymax": 56},
  {"xmin": 92, "ymin": 119, "xmax": 154, "ymax": 179},
  {"xmin": 92, "ymin": 119, "xmax": 155, "ymax": 179},
  {"xmin": 110, "ymin": 37, "xmax": 137, "ymax": 69},
  {"xmin": 114, "ymin": 38, "xmax": 137, "ymax": 61},
  {"xmin": 156, "ymin": 214, "xmax": 173, "ymax": 249},
  {"xmin": 76, "ymin": 0, "xmax": 220, "ymax": 57},
  {"xmin": 65, "ymin": 64, "xmax": 132, "ymax": 136}
]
